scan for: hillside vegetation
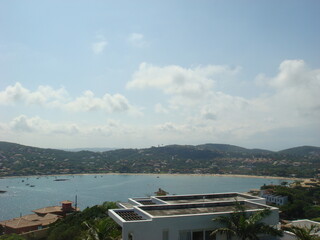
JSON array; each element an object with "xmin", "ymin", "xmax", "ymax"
[{"xmin": 0, "ymin": 142, "xmax": 319, "ymax": 178}]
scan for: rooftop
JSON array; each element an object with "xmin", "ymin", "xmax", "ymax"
[
  {"xmin": 0, "ymin": 213, "xmax": 59, "ymax": 229},
  {"xmin": 140, "ymin": 201, "xmax": 265, "ymax": 217},
  {"xmin": 32, "ymin": 206, "xmax": 63, "ymax": 214},
  {"xmin": 157, "ymin": 193, "xmax": 255, "ymax": 204}
]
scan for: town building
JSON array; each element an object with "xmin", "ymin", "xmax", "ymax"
[
  {"xmin": 260, "ymin": 190, "xmax": 288, "ymax": 206},
  {"xmin": 108, "ymin": 192, "xmax": 279, "ymax": 240},
  {"xmin": 0, "ymin": 200, "xmax": 78, "ymax": 234}
]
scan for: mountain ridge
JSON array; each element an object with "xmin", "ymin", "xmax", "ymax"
[{"xmin": 0, "ymin": 141, "xmax": 319, "ymax": 178}]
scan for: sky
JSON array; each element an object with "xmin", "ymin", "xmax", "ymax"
[{"xmin": 0, "ymin": 0, "xmax": 319, "ymax": 151}]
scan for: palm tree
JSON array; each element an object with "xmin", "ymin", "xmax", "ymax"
[
  {"xmin": 284, "ymin": 225, "xmax": 320, "ymax": 240},
  {"xmin": 82, "ymin": 218, "xmax": 120, "ymax": 240},
  {"xmin": 211, "ymin": 202, "xmax": 283, "ymax": 240}
]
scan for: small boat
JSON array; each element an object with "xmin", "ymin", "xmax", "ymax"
[{"xmin": 54, "ymin": 179, "xmax": 69, "ymax": 181}]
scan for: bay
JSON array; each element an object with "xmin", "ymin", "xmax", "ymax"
[{"xmin": 0, "ymin": 174, "xmax": 287, "ymax": 221}]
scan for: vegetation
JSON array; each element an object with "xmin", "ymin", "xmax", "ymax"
[
  {"xmin": 284, "ymin": 225, "xmax": 320, "ymax": 240},
  {"xmin": 0, "ymin": 141, "xmax": 319, "ymax": 178},
  {"xmin": 47, "ymin": 202, "xmax": 121, "ymax": 240},
  {"xmin": 261, "ymin": 185, "xmax": 320, "ymax": 220},
  {"xmin": 211, "ymin": 202, "xmax": 283, "ymax": 240},
  {"xmin": 0, "ymin": 234, "xmax": 25, "ymax": 240}
]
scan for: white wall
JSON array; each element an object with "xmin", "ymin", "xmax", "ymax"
[{"xmin": 120, "ymin": 209, "xmax": 279, "ymax": 240}]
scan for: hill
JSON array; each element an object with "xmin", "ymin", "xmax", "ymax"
[
  {"xmin": 196, "ymin": 143, "xmax": 274, "ymax": 155},
  {"xmin": 279, "ymin": 146, "xmax": 320, "ymax": 156},
  {"xmin": 60, "ymin": 147, "xmax": 117, "ymax": 152},
  {"xmin": 0, "ymin": 141, "xmax": 319, "ymax": 178}
]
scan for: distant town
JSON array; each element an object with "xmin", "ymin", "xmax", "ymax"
[{"xmin": 0, "ymin": 141, "xmax": 319, "ymax": 178}]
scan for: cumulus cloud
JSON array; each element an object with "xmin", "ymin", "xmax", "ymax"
[
  {"xmin": 65, "ymin": 90, "xmax": 131, "ymax": 113},
  {"xmin": 127, "ymin": 62, "xmax": 240, "ymax": 99},
  {"xmin": 0, "ymin": 83, "xmax": 137, "ymax": 114},
  {"xmin": 127, "ymin": 33, "xmax": 148, "ymax": 47},
  {"xmin": 10, "ymin": 115, "xmax": 37, "ymax": 132},
  {"xmin": 0, "ymin": 82, "xmax": 67, "ymax": 105},
  {"xmin": 129, "ymin": 60, "xmax": 320, "ymax": 145},
  {"xmin": 5, "ymin": 115, "xmax": 135, "ymax": 140}
]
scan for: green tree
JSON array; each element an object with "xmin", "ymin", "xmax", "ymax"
[
  {"xmin": 0, "ymin": 234, "xmax": 26, "ymax": 240},
  {"xmin": 211, "ymin": 203, "xmax": 283, "ymax": 240},
  {"xmin": 284, "ymin": 225, "xmax": 320, "ymax": 240},
  {"xmin": 82, "ymin": 218, "xmax": 120, "ymax": 240},
  {"xmin": 47, "ymin": 202, "xmax": 120, "ymax": 240}
]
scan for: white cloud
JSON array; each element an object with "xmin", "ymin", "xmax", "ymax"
[
  {"xmin": 127, "ymin": 62, "xmax": 240, "ymax": 99},
  {"xmin": 1, "ymin": 60, "xmax": 319, "ymax": 149},
  {"xmin": 91, "ymin": 34, "xmax": 108, "ymax": 54},
  {"xmin": 128, "ymin": 33, "xmax": 148, "ymax": 47},
  {"xmin": 0, "ymin": 82, "xmax": 67, "ymax": 105},
  {"xmin": 5, "ymin": 115, "xmax": 136, "ymax": 139},
  {"xmin": 92, "ymin": 40, "xmax": 108, "ymax": 54},
  {"xmin": 154, "ymin": 103, "xmax": 169, "ymax": 114},
  {"xmin": 10, "ymin": 115, "xmax": 37, "ymax": 132},
  {"xmin": 128, "ymin": 60, "xmax": 320, "ymax": 146},
  {"xmin": 0, "ymin": 83, "xmax": 138, "ymax": 114},
  {"xmin": 65, "ymin": 90, "xmax": 131, "ymax": 113}
]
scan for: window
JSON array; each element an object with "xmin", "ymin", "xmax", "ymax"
[
  {"xmin": 193, "ymin": 231, "xmax": 203, "ymax": 240},
  {"xmin": 205, "ymin": 231, "xmax": 216, "ymax": 240},
  {"xmin": 179, "ymin": 230, "xmax": 191, "ymax": 240},
  {"xmin": 163, "ymin": 230, "xmax": 169, "ymax": 240},
  {"xmin": 128, "ymin": 233, "xmax": 133, "ymax": 240}
]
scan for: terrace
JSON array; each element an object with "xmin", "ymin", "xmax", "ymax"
[
  {"xmin": 156, "ymin": 192, "xmax": 258, "ymax": 204},
  {"xmin": 139, "ymin": 201, "xmax": 266, "ymax": 217},
  {"xmin": 108, "ymin": 192, "xmax": 278, "ymax": 240}
]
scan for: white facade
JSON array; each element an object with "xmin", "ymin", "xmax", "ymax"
[
  {"xmin": 260, "ymin": 191, "xmax": 288, "ymax": 206},
  {"xmin": 108, "ymin": 192, "xmax": 279, "ymax": 240}
]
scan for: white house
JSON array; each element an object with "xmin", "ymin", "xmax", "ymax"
[
  {"xmin": 260, "ymin": 191, "xmax": 288, "ymax": 206},
  {"xmin": 108, "ymin": 192, "xmax": 280, "ymax": 240}
]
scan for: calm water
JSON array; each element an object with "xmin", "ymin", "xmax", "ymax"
[{"xmin": 0, "ymin": 174, "xmax": 287, "ymax": 221}]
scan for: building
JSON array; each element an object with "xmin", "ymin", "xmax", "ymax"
[
  {"xmin": 260, "ymin": 190, "xmax": 288, "ymax": 206},
  {"xmin": 0, "ymin": 200, "xmax": 78, "ymax": 234},
  {"xmin": 282, "ymin": 219, "xmax": 320, "ymax": 240},
  {"xmin": 108, "ymin": 192, "xmax": 280, "ymax": 240}
]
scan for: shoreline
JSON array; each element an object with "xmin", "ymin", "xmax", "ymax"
[{"xmin": 0, "ymin": 172, "xmax": 306, "ymax": 181}]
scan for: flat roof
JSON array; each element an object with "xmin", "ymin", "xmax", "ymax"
[
  {"xmin": 156, "ymin": 193, "xmax": 258, "ymax": 204},
  {"xmin": 139, "ymin": 201, "xmax": 266, "ymax": 217}
]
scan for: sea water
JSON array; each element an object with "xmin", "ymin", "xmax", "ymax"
[{"xmin": 0, "ymin": 174, "xmax": 287, "ymax": 221}]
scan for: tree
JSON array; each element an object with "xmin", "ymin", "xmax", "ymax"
[
  {"xmin": 0, "ymin": 234, "xmax": 26, "ymax": 240},
  {"xmin": 82, "ymin": 218, "xmax": 120, "ymax": 240},
  {"xmin": 47, "ymin": 201, "xmax": 120, "ymax": 240},
  {"xmin": 284, "ymin": 225, "xmax": 320, "ymax": 240},
  {"xmin": 211, "ymin": 203, "xmax": 283, "ymax": 240}
]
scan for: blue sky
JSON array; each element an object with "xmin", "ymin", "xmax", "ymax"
[{"xmin": 0, "ymin": 0, "xmax": 319, "ymax": 150}]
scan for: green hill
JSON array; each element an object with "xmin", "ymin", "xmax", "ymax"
[
  {"xmin": 279, "ymin": 146, "xmax": 320, "ymax": 156},
  {"xmin": 0, "ymin": 141, "xmax": 319, "ymax": 178}
]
